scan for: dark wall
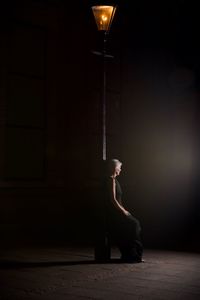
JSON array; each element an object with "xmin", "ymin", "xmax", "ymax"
[
  {"xmin": 0, "ymin": 0, "xmax": 93, "ymax": 245},
  {"xmin": 0, "ymin": 0, "xmax": 199, "ymax": 251}
]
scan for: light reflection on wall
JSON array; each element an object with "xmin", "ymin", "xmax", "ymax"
[
  {"xmin": 121, "ymin": 53, "xmax": 199, "ymax": 245},
  {"xmin": 123, "ymin": 105, "xmax": 198, "ymax": 244}
]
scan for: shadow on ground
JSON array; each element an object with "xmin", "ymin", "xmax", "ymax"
[{"xmin": 0, "ymin": 258, "xmax": 135, "ymax": 269}]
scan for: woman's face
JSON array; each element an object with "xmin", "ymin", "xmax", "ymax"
[{"xmin": 115, "ymin": 164, "xmax": 122, "ymax": 176}]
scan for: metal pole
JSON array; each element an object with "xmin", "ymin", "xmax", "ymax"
[{"xmin": 102, "ymin": 32, "xmax": 107, "ymax": 161}]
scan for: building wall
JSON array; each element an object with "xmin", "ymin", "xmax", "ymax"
[{"xmin": 0, "ymin": 0, "xmax": 93, "ymax": 244}]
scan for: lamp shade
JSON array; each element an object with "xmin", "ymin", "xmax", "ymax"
[{"xmin": 92, "ymin": 5, "xmax": 116, "ymax": 31}]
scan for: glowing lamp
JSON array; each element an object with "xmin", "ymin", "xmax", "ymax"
[{"xmin": 92, "ymin": 5, "xmax": 116, "ymax": 32}]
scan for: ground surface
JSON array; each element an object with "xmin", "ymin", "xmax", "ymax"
[{"xmin": 0, "ymin": 245, "xmax": 200, "ymax": 299}]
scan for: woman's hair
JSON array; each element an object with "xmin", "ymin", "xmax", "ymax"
[{"xmin": 107, "ymin": 158, "xmax": 122, "ymax": 173}]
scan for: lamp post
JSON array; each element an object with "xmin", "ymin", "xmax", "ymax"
[{"xmin": 92, "ymin": 5, "xmax": 117, "ymax": 161}]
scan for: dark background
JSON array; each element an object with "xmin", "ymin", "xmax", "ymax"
[{"xmin": 0, "ymin": 0, "xmax": 199, "ymax": 251}]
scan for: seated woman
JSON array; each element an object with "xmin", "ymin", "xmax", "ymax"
[{"xmin": 104, "ymin": 158, "xmax": 143, "ymax": 262}]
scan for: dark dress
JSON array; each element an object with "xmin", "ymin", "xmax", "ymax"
[{"xmin": 104, "ymin": 177, "xmax": 143, "ymax": 262}]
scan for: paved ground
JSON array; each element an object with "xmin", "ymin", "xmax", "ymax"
[{"xmin": 0, "ymin": 245, "xmax": 200, "ymax": 300}]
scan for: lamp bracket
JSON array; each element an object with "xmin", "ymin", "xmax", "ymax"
[{"xmin": 91, "ymin": 50, "xmax": 114, "ymax": 59}]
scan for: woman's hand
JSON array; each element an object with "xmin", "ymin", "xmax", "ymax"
[{"xmin": 123, "ymin": 209, "xmax": 131, "ymax": 217}]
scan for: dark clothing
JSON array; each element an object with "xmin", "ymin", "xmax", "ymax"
[{"xmin": 103, "ymin": 177, "xmax": 143, "ymax": 262}]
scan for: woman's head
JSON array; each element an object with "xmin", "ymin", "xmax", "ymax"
[{"xmin": 108, "ymin": 159, "xmax": 122, "ymax": 177}]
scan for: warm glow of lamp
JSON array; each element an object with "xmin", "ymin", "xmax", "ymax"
[{"xmin": 92, "ymin": 5, "xmax": 116, "ymax": 31}]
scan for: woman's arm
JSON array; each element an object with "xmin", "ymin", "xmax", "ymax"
[{"xmin": 109, "ymin": 178, "xmax": 130, "ymax": 216}]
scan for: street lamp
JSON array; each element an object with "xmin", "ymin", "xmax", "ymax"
[
  {"xmin": 92, "ymin": 5, "xmax": 116, "ymax": 32},
  {"xmin": 92, "ymin": 5, "xmax": 117, "ymax": 161}
]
